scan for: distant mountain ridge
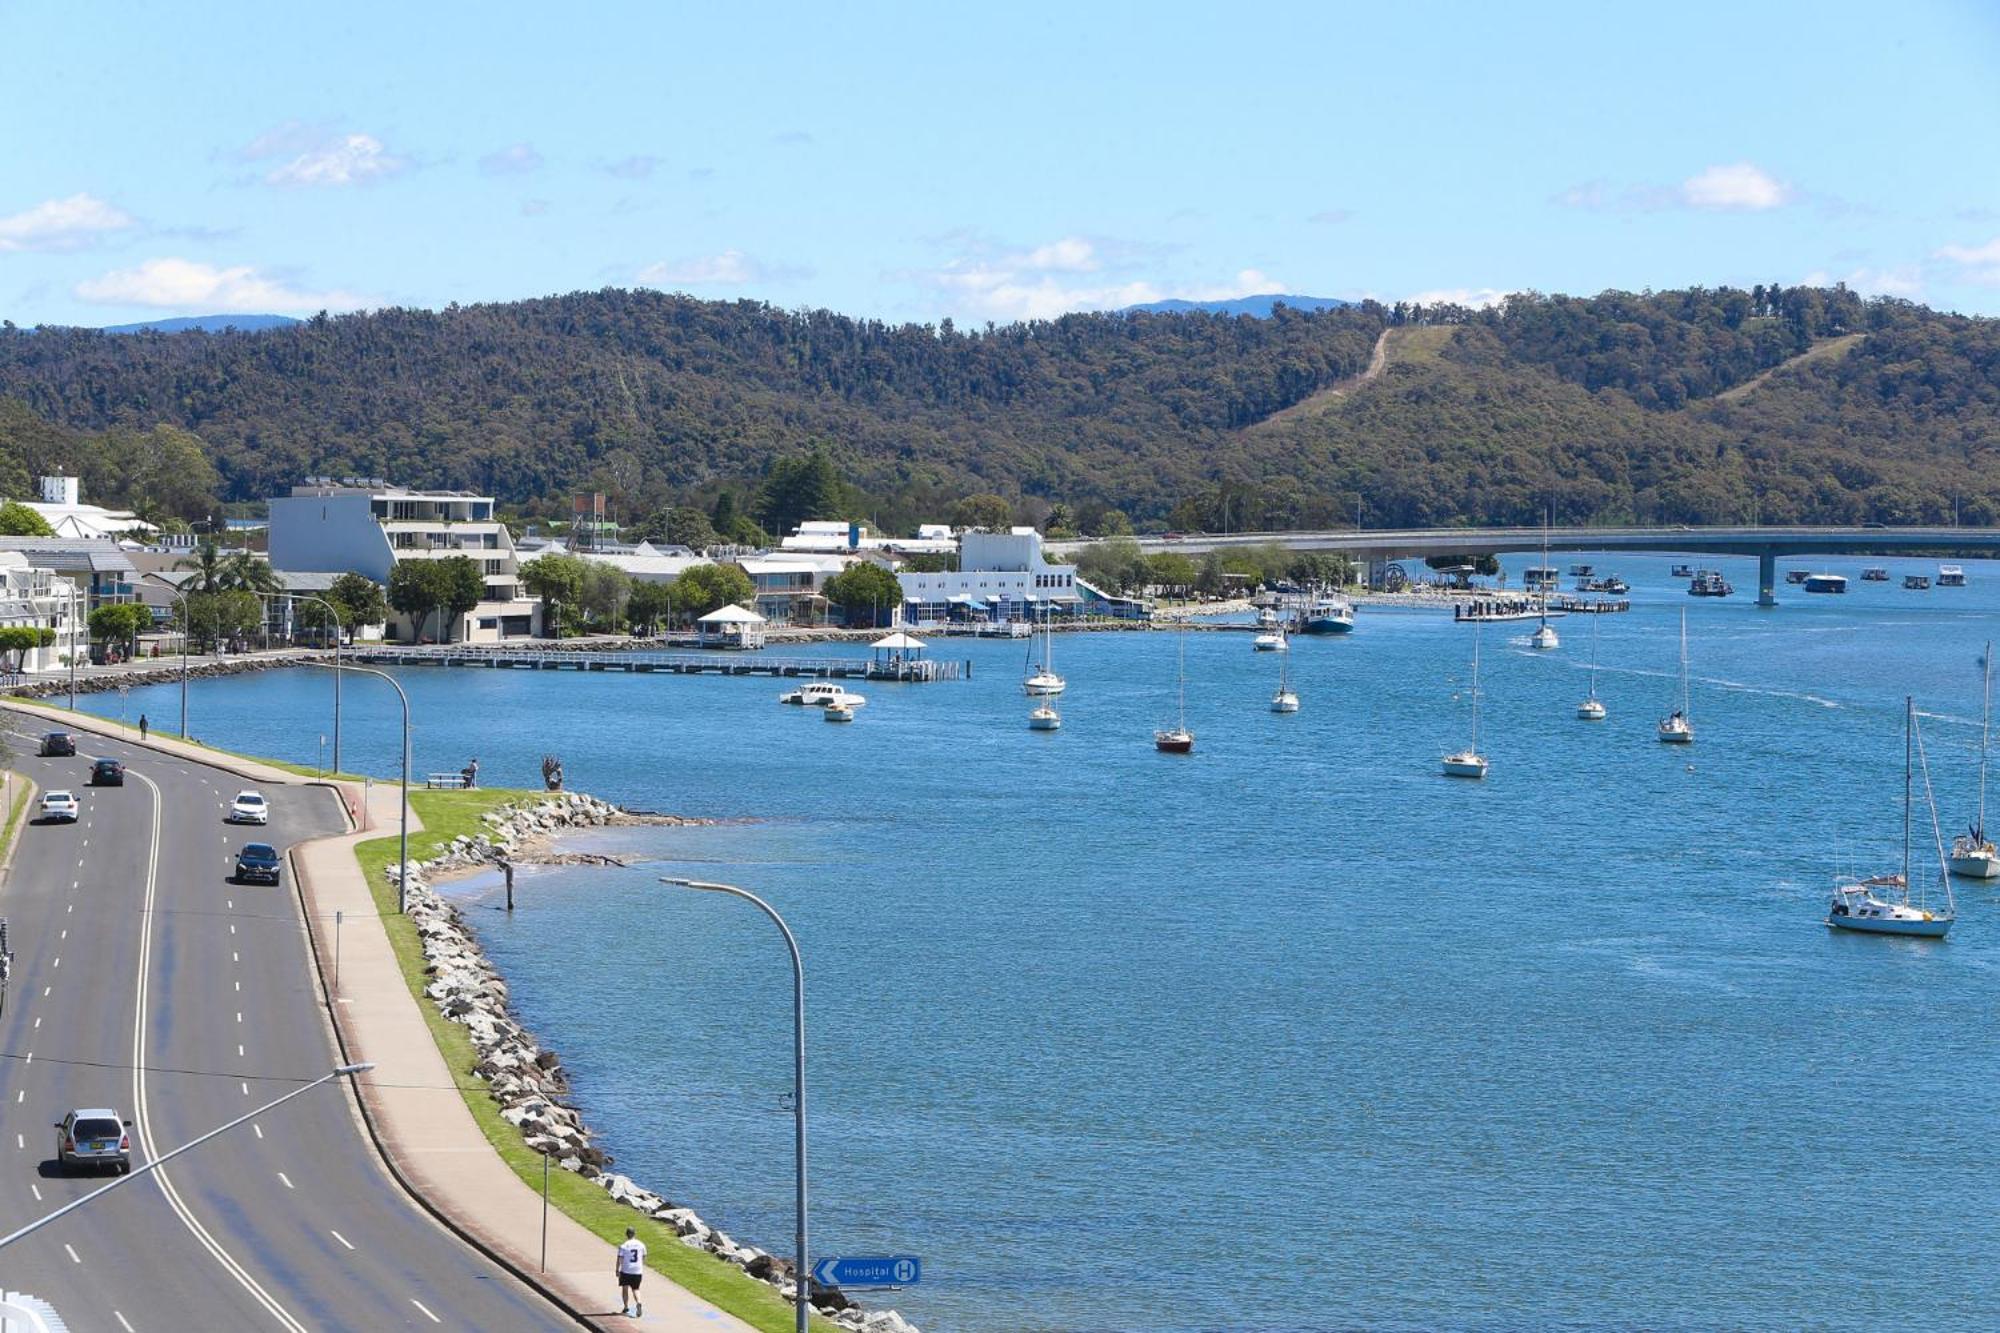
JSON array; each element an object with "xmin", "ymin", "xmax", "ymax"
[
  {"xmin": 99, "ymin": 314, "xmax": 301, "ymax": 335},
  {"xmin": 1122, "ymin": 294, "xmax": 1350, "ymax": 318}
]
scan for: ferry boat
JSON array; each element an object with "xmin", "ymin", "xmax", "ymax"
[
  {"xmin": 1938, "ymin": 565, "xmax": 1967, "ymax": 587},
  {"xmin": 780, "ymin": 682, "xmax": 867, "ymax": 709},
  {"xmin": 1785, "ymin": 569, "xmax": 1810, "ymax": 585},
  {"xmin": 1671, "ymin": 564, "xmax": 1693, "ymax": 578},
  {"xmin": 1803, "ymin": 573, "xmax": 1848, "ymax": 594},
  {"xmin": 1904, "ymin": 574, "xmax": 1931, "ymax": 590},
  {"xmin": 1298, "ymin": 596, "xmax": 1355, "ymax": 635},
  {"xmin": 1576, "ymin": 575, "xmax": 1629, "ymax": 594},
  {"xmin": 1861, "ymin": 567, "xmax": 1889, "ymax": 582},
  {"xmin": 1687, "ymin": 570, "xmax": 1733, "ymax": 597}
]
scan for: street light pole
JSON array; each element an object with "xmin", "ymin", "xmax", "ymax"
[
  {"xmin": 308, "ymin": 662, "xmax": 410, "ymax": 911},
  {"xmin": 0, "ymin": 1062, "xmax": 372, "ymax": 1252},
  {"xmin": 661, "ymin": 877, "xmax": 809, "ymax": 1333},
  {"xmin": 65, "ymin": 582, "xmax": 79, "ymax": 712},
  {"xmin": 252, "ymin": 589, "xmax": 345, "ymax": 774},
  {"xmin": 170, "ymin": 587, "xmax": 191, "ymax": 738}
]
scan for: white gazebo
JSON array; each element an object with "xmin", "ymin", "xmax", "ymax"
[
  {"xmin": 696, "ymin": 603, "xmax": 767, "ymax": 649},
  {"xmin": 870, "ymin": 630, "xmax": 935, "ymax": 680}
]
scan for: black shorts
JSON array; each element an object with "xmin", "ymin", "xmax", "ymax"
[{"xmin": 619, "ymin": 1271, "xmax": 643, "ymax": 1289}]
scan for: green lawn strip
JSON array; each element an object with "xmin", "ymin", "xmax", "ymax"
[
  {"xmin": 355, "ymin": 792, "xmax": 834, "ymax": 1332},
  {"xmin": 0, "ymin": 773, "xmax": 31, "ymax": 857}
]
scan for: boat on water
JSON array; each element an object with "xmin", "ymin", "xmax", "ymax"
[
  {"xmin": 1576, "ymin": 575, "xmax": 1629, "ymax": 594},
  {"xmin": 1028, "ymin": 702, "xmax": 1062, "ymax": 731},
  {"xmin": 1252, "ymin": 627, "xmax": 1289, "ymax": 652},
  {"xmin": 1529, "ymin": 619, "xmax": 1559, "ymax": 650},
  {"xmin": 1522, "ymin": 566, "xmax": 1560, "ymax": 593},
  {"xmin": 1905, "ymin": 574, "xmax": 1931, "ymax": 590},
  {"xmin": 1949, "ymin": 642, "xmax": 1999, "ymax": 879},
  {"xmin": 781, "ymin": 682, "xmax": 867, "ymax": 709},
  {"xmin": 1785, "ymin": 569, "xmax": 1811, "ymax": 585},
  {"xmin": 1270, "ymin": 655, "xmax": 1300, "ymax": 713},
  {"xmin": 1803, "ymin": 573, "xmax": 1848, "ymax": 594},
  {"xmin": 1154, "ymin": 634, "xmax": 1194, "ymax": 753},
  {"xmin": 1688, "ymin": 570, "xmax": 1733, "ymax": 597},
  {"xmin": 1568, "ymin": 563, "xmax": 1594, "ymax": 578},
  {"xmin": 1938, "ymin": 565, "xmax": 1967, "ymax": 587},
  {"xmin": 824, "ymin": 702, "xmax": 856, "ymax": 723},
  {"xmin": 1022, "ymin": 605, "xmax": 1066, "ymax": 696},
  {"xmin": 1528, "ymin": 523, "xmax": 1559, "ymax": 648},
  {"xmin": 1298, "ymin": 595, "xmax": 1355, "ymax": 635},
  {"xmin": 1658, "ymin": 609, "xmax": 1694, "ymax": 744},
  {"xmin": 1577, "ymin": 615, "xmax": 1606, "ymax": 720},
  {"xmin": 1671, "ymin": 564, "xmax": 1693, "ymax": 578},
  {"xmin": 1862, "ymin": 567, "xmax": 1889, "ymax": 582},
  {"xmin": 1442, "ymin": 626, "xmax": 1489, "ymax": 778},
  {"xmin": 1827, "ymin": 698, "xmax": 1955, "ymax": 938}
]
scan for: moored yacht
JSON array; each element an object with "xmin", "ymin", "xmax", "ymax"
[
  {"xmin": 1299, "ymin": 596, "xmax": 1355, "ymax": 634},
  {"xmin": 1442, "ymin": 626, "xmax": 1489, "ymax": 778},
  {"xmin": 1658, "ymin": 608, "xmax": 1693, "ymax": 743},
  {"xmin": 1577, "ymin": 615, "xmax": 1606, "ymax": 720},
  {"xmin": 1827, "ymin": 698, "xmax": 1955, "ymax": 938},
  {"xmin": 781, "ymin": 682, "xmax": 867, "ymax": 709},
  {"xmin": 1950, "ymin": 641, "xmax": 1999, "ymax": 879},
  {"xmin": 1028, "ymin": 702, "xmax": 1062, "ymax": 731}
]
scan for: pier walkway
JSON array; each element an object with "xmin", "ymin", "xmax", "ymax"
[{"xmin": 351, "ymin": 644, "xmax": 964, "ymax": 681}]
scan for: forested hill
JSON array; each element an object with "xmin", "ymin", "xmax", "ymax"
[{"xmin": 0, "ymin": 283, "xmax": 1996, "ymax": 531}]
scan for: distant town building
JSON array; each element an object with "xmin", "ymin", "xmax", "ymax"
[
  {"xmin": 13, "ymin": 475, "xmax": 153, "ymax": 541},
  {"xmin": 266, "ymin": 481, "xmax": 539, "ymax": 642},
  {"xmin": 779, "ymin": 520, "xmax": 955, "ymax": 557},
  {"xmin": 899, "ymin": 527, "xmax": 1094, "ymax": 623},
  {"xmin": 0, "ymin": 553, "xmax": 87, "ymax": 673},
  {"xmin": 738, "ymin": 553, "xmax": 850, "ymax": 624},
  {"xmin": 0, "ymin": 537, "xmax": 137, "ymax": 609}
]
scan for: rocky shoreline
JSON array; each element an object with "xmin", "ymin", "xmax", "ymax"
[
  {"xmin": 392, "ymin": 791, "xmax": 916, "ymax": 1333},
  {"xmin": 7, "ymin": 655, "xmax": 321, "ymax": 700}
]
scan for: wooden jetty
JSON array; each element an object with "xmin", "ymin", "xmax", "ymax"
[{"xmin": 351, "ymin": 645, "xmax": 962, "ymax": 681}]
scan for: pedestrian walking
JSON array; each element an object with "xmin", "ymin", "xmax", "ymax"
[
  {"xmin": 615, "ymin": 1226, "xmax": 646, "ymax": 1317},
  {"xmin": 138, "ymin": 714, "xmax": 148, "ymax": 740}
]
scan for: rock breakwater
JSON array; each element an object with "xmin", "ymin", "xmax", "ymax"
[{"xmin": 391, "ymin": 792, "xmax": 916, "ymax": 1331}]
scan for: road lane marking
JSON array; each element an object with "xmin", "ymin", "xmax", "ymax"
[
  {"xmin": 236, "ymin": 1012, "xmax": 242, "ymax": 1024},
  {"xmin": 234, "ymin": 981, "xmax": 240, "ymax": 992},
  {"xmin": 58, "ymin": 929, "xmax": 65, "ymax": 940},
  {"xmin": 64, "ymin": 1243, "xmax": 78, "ymax": 1264},
  {"xmin": 32, "ymin": 1016, "xmax": 39, "ymax": 1029},
  {"xmin": 229, "ymin": 924, "xmax": 235, "ymax": 936},
  {"xmin": 237, "ymin": 1044, "xmax": 244, "ymax": 1057},
  {"xmin": 41, "ymin": 986, "xmax": 49, "ymax": 997},
  {"xmin": 30, "ymin": 1184, "xmax": 40, "ymax": 1200},
  {"xmin": 252, "ymin": 1123, "xmax": 262, "ymax": 1140},
  {"xmin": 114, "ymin": 1313, "xmax": 134, "ymax": 1333},
  {"xmin": 129, "ymin": 769, "xmax": 309, "ymax": 1333},
  {"xmin": 410, "ymin": 1298, "xmax": 440, "ymax": 1323},
  {"xmin": 330, "ymin": 1230, "xmax": 355, "ymax": 1251},
  {"xmin": 23, "ymin": 1052, "xmax": 31, "ymax": 1065},
  {"xmin": 232, "ymin": 951, "xmax": 238, "ymax": 963},
  {"xmin": 50, "ymin": 957, "xmax": 58, "ymax": 969},
  {"xmin": 277, "ymin": 1171, "xmax": 293, "ymax": 1190}
]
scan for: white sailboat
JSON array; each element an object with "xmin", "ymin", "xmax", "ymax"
[
  {"xmin": 1827, "ymin": 697, "xmax": 1955, "ymax": 938},
  {"xmin": 1442, "ymin": 626, "xmax": 1489, "ymax": 778},
  {"xmin": 1576, "ymin": 614, "xmax": 1606, "ymax": 720},
  {"xmin": 1028, "ymin": 701, "xmax": 1062, "ymax": 730},
  {"xmin": 1022, "ymin": 605, "xmax": 1065, "ymax": 696},
  {"xmin": 1658, "ymin": 609, "xmax": 1693, "ymax": 743},
  {"xmin": 1155, "ymin": 633, "xmax": 1194, "ymax": 753},
  {"xmin": 1271, "ymin": 653, "xmax": 1300, "ymax": 713},
  {"xmin": 1949, "ymin": 641, "xmax": 1999, "ymax": 878},
  {"xmin": 1529, "ymin": 514, "xmax": 1559, "ymax": 649}
]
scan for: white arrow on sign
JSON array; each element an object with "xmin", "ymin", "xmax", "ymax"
[{"xmin": 812, "ymin": 1258, "xmax": 841, "ymax": 1286}]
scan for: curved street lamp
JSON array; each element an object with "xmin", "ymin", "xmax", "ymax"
[
  {"xmin": 306, "ymin": 662, "xmax": 410, "ymax": 912},
  {"xmin": 248, "ymin": 588, "xmax": 347, "ymax": 773}
]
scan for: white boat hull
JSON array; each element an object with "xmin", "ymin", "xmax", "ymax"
[
  {"xmin": 1441, "ymin": 754, "xmax": 1488, "ymax": 779},
  {"xmin": 1252, "ymin": 635, "xmax": 1287, "ymax": 652},
  {"xmin": 1271, "ymin": 692, "xmax": 1300, "ymax": 714},
  {"xmin": 1529, "ymin": 627, "xmax": 1559, "ymax": 650},
  {"xmin": 1948, "ymin": 851, "xmax": 2000, "ymax": 879},
  {"xmin": 1023, "ymin": 675, "xmax": 1066, "ymax": 697},
  {"xmin": 1028, "ymin": 710, "xmax": 1061, "ymax": 731},
  {"xmin": 1826, "ymin": 912, "xmax": 1952, "ymax": 938},
  {"xmin": 1576, "ymin": 699, "xmax": 1606, "ymax": 720}
]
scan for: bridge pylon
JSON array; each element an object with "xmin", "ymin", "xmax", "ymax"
[{"xmin": 1757, "ymin": 550, "xmax": 1777, "ymax": 608}]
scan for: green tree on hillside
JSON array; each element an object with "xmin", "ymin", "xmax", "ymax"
[
  {"xmin": 0, "ymin": 502, "xmax": 52, "ymax": 537},
  {"xmin": 1074, "ymin": 536, "xmax": 1149, "ymax": 594},
  {"xmin": 754, "ymin": 449, "xmax": 844, "ymax": 536},
  {"xmin": 950, "ymin": 493, "xmax": 1013, "ymax": 531}
]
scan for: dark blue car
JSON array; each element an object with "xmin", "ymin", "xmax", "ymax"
[{"xmin": 234, "ymin": 843, "xmax": 281, "ymax": 885}]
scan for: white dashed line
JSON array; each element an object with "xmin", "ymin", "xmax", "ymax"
[
  {"xmin": 240, "ymin": 1082, "xmax": 249, "ymax": 1096},
  {"xmin": 252, "ymin": 1123, "xmax": 263, "ymax": 1140},
  {"xmin": 50, "ymin": 957, "xmax": 58, "ymax": 969},
  {"xmin": 237, "ymin": 1044, "xmax": 244, "ymax": 1057},
  {"xmin": 234, "ymin": 980, "xmax": 240, "ymax": 992},
  {"xmin": 277, "ymin": 1171, "xmax": 293, "ymax": 1190},
  {"xmin": 41, "ymin": 986, "xmax": 49, "ymax": 997},
  {"xmin": 329, "ymin": 1230, "xmax": 354, "ymax": 1251},
  {"xmin": 229, "ymin": 924, "xmax": 235, "ymax": 936},
  {"xmin": 235, "ymin": 1012, "xmax": 242, "ymax": 1024},
  {"xmin": 23, "ymin": 1052, "xmax": 31, "ymax": 1066},
  {"xmin": 114, "ymin": 1313, "xmax": 134, "ymax": 1333},
  {"xmin": 410, "ymin": 1298, "xmax": 439, "ymax": 1324},
  {"xmin": 63, "ymin": 1243, "xmax": 78, "ymax": 1264},
  {"xmin": 31, "ymin": 1016, "xmax": 39, "ymax": 1029},
  {"xmin": 30, "ymin": 1183, "xmax": 40, "ymax": 1200},
  {"xmin": 58, "ymin": 929, "xmax": 65, "ymax": 941},
  {"xmin": 232, "ymin": 951, "xmax": 238, "ymax": 964}
]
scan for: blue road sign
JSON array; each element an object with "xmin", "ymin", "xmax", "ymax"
[{"xmin": 812, "ymin": 1255, "xmax": 921, "ymax": 1288}]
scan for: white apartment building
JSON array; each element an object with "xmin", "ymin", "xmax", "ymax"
[
  {"xmin": 0, "ymin": 553, "xmax": 86, "ymax": 674},
  {"xmin": 15, "ymin": 475, "xmax": 152, "ymax": 541},
  {"xmin": 267, "ymin": 481, "xmax": 539, "ymax": 643},
  {"xmin": 897, "ymin": 528, "xmax": 1083, "ymax": 624},
  {"xmin": 738, "ymin": 553, "xmax": 853, "ymax": 624},
  {"xmin": 780, "ymin": 520, "xmax": 956, "ymax": 557}
]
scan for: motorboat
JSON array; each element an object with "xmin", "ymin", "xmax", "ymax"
[
  {"xmin": 1568, "ymin": 564, "xmax": 1594, "ymax": 578},
  {"xmin": 1826, "ymin": 698, "xmax": 1955, "ymax": 938},
  {"xmin": 1688, "ymin": 570, "xmax": 1733, "ymax": 597},
  {"xmin": 1577, "ymin": 615, "xmax": 1607, "ymax": 720},
  {"xmin": 1028, "ymin": 703, "xmax": 1062, "ymax": 731},
  {"xmin": 1577, "ymin": 575, "xmax": 1628, "ymax": 594},
  {"xmin": 1803, "ymin": 573, "xmax": 1848, "ymax": 594},
  {"xmin": 1154, "ymin": 633, "xmax": 1194, "ymax": 753},
  {"xmin": 823, "ymin": 702, "xmax": 856, "ymax": 723},
  {"xmin": 1252, "ymin": 629, "xmax": 1289, "ymax": 652},
  {"xmin": 1671, "ymin": 564, "xmax": 1693, "ymax": 578},
  {"xmin": 1658, "ymin": 609, "xmax": 1694, "ymax": 744},
  {"xmin": 1938, "ymin": 565, "xmax": 1967, "ymax": 587},
  {"xmin": 1442, "ymin": 626, "xmax": 1489, "ymax": 778},
  {"xmin": 1785, "ymin": 569, "xmax": 1811, "ymax": 585},
  {"xmin": 1950, "ymin": 641, "xmax": 1999, "ymax": 879},
  {"xmin": 1904, "ymin": 574, "xmax": 1931, "ymax": 590},
  {"xmin": 1861, "ymin": 567, "xmax": 1890, "ymax": 582},
  {"xmin": 1298, "ymin": 596, "xmax": 1355, "ymax": 635},
  {"xmin": 781, "ymin": 682, "xmax": 866, "ymax": 709}
]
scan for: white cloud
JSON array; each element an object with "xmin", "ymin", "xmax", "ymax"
[
  {"xmin": 0, "ymin": 193, "xmax": 136, "ymax": 252},
  {"xmin": 74, "ymin": 257, "xmax": 371, "ymax": 313},
  {"xmin": 920, "ymin": 235, "xmax": 1282, "ymax": 321},
  {"xmin": 1681, "ymin": 162, "xmax": 1792, "ymax": 211},
  {"xmin": 479, "ymin": 143, "xmax": 543, "ymax": 176},
  {"xmin": 1404, "ymin": 287, "xmax": 1512, "ymax": 309},
  {"xmin": 1935, "ymin": 235, "xmax": 2000, "ymax": 285},
  {"xmin": 1802, "ymin": 266, "xmax": 1924, "ymax": 299},
  {"xmin": 245, "ymin": 124, "xmax": 409, "ymax": 187},
  {"xmin": 638, "ymin": 249, "xmax": 808, "ymax": 287}
]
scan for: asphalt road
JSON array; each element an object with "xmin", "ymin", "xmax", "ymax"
[{"xmin": 0, "ymin": 722, "xmax": 576, "ymax": 1330}]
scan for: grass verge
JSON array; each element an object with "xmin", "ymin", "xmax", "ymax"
[
  {"xmin": 0, "ymin": 773, "xmax": 32, "ymax": 863},
  {"xmin": 355, "ymin": 790, "xmax": 835, "ymax": 1332}
]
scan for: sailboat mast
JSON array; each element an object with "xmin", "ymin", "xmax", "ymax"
[
  {"xmin": 1981, "ymin": 642, "xmax": 1992, "ymax": 834},
  {"xmin": 1177, "ymin": 633, "xmax": 1187, "ymax": 729},
  {"xmin": 1680, "ymin": 609, "xmax": 1691, "ymax": 718},
  {"xmin": 1470, "ymin": 627, "xmax": 1482, "ymax": 752},
  {"xmin": 1904, "ymin": 695, "xmax": 1914, "ymax": 893}
]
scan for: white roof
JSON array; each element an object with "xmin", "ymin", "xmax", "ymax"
[
  {"xmin": 871, "ymin": 632, "xmax": 928, "ymax": 650},
  {"xmin": 697, "ymin": 604, "xmax": 766, "ymax": 624},
  {"xmin": 740, "ymin": 555, "xmax": 848, "ymax": 575}
]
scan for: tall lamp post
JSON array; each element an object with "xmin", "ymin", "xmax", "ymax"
[
  {"xmin": 169, "ymin": 586, "xmax": 192, "ymax": 738},
  {"xmin": 251, "ymin": 589, "xmax": 347, "ymax": 773},
  {"xmin": 661, "ymin": 877, "xmax": 809, "ymax": 1333},
  {"xmin": 64, "ymin": 581, "xmax": 81, "ymax": 711},
  {"xmin": 308, "ymin": 662, "xmax": 410, "ymax": 911}
]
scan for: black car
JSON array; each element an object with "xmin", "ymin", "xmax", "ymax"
[
  {"xmin": 39, "ymin": 732, "xmax": 75, "ymax": 758},
  {"xmin": 89, "ymin": 758, "xmax": 124, "ymax": 786},
  {"xmin": 234, "ymin": 843, "xmax": 282, "ymax": 885}
]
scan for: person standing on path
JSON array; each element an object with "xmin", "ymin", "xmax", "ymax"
[
  {"xmin": 138, "ymin": 714, "xmax": 148, "ymax": 740},
  {"xmin": 616, "ymin": 1226, "xmax": 646, "ymax": 1318}
]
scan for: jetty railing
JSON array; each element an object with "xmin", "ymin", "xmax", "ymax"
[{"xmin": 349, "ymin": 645, "xmax": 963, "ymax": 682}]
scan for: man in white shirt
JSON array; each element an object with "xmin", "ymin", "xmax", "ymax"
[{"xmin": 616, "ymin": 1226, "xmax": 647, "ymax": 1317}]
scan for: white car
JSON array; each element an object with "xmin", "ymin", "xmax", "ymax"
[
  {"xmin": 228, "ymin": 791, "xmax": 269, "ymax": 825},
  {"xmin": 40, "ymin": 791, "xmax": 79, "ymax": 823}
]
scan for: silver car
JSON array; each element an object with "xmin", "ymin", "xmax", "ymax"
[{"xmin": 54, "ymin": 1108, "xmax": 131, "ymax": 1175}]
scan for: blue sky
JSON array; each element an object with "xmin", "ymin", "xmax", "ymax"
[{"xmin": 5, "ymin": 0, "xmax": 2000, "ymax": 326}]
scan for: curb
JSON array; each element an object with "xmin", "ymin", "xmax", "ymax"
[
  {"xmin": 288, "ymin": 831, "xmax": 599, "ymax": 1330},
  {"xmin": 0, "ymin": 775, "xmax": 38, "ymax": 894}
]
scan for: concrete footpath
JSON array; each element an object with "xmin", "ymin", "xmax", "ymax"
[{"xmin": 5, "ymin": 704, "xmax": 750, "ymax": 1332}]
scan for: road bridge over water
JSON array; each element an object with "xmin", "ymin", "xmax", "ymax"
[{"xmin": 1047, "ymin": 525, "xmax": 2000, "ymax": 606}]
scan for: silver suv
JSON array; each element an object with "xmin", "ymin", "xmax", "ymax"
[{"xmin": 54, "ymin": 1108, "xmax": 131, "ymax": 1174}]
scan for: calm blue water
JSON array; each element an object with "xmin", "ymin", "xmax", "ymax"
[{"xmin": 88, "ymin": 554, "xmax": 2000, "ymax": 1330}]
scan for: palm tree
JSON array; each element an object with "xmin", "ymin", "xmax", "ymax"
[
  {"xmin": 175, "ymin": 538, "xmax": 228, "ymax": 594},
  {"xmin": 221, "ymin": 551, "xmax": 283, "ymax": 594}
]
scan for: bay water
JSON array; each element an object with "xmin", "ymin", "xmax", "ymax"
[{"xmin": 89, "ymin": 554, "xmax": 2000, "ymax": 1330}]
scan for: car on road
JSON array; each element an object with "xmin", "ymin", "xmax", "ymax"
[
  {"xmin": 228, "ymin": 791, "xmax": 270, "ymax": 825},
  {"xmin": 54, "ymin": 1108, "xmax": 131, "ymax": 1175},
  {"xmin": 89, "ymin": 757, "xmax": 124, "ymax": 786},
  {"xmin": 234, "ymin": 842, "xmax": 282, "ymax": 884},
  {"xmin": 38, "ymin": 732, "xmax": 75, "ymax": 757},
  {"xmin": 39, "ymin": 791, "xmax": 79, "ymax": 823}
]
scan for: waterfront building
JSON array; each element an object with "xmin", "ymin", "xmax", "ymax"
[
  {"xmin": 739, "ymin": 553, "xmax": 851, "ymax": 624},
  {"xmin": 0, "ymin": 553, "xmax": 87, "ymax": 673},
  {"xmin": 10, "ymin": 476, "xmax": 153, "ymax": 541},
  {"xmin": 266, "ymin": 481, "xmax": 540, "ymax": 643},
  {"xmin": 0, "ymin": 537, "xmax": 137, "ymax": 610},
  {"xmin": 897, "ymin": 527, "xmax": 1145, "ymax": 623},
  {"xmin": 572, "ymin": 542, "xmax": 709, "ymax": 585},
  {"xmin": 780, "ymin": 520, "xmax": 956, "ymax": 557}
]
